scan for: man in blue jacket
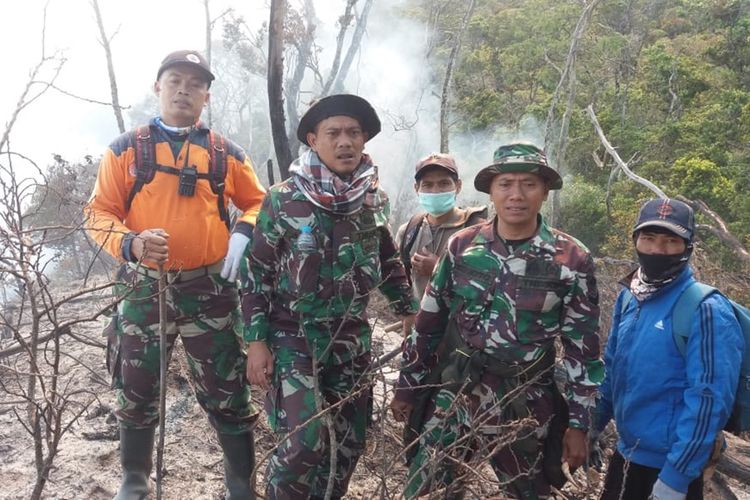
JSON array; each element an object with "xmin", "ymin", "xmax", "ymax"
[{"xmin": 596, "ymin": 198, "xmax": 743, "ymax": 500}]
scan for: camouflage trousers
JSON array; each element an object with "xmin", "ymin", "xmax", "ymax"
[
  {"xmin": 264, "ymin": 344, "xmax": 371, "ymax": 500},
  {"xmin": 109, "ymin": 263, "xmax": 256, "ymax": 433},
  {"xmin": 405, "ymin": 376, "xmax": 555, "ymax": 499}
]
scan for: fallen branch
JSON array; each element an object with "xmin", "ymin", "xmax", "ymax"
[
  {"xmin": 676, "ymin": 196, "xmax": 750, "ymax": 267},
  {"xmin": 586, "ymin": 104, "xmax": 667, "ymax": 198}
]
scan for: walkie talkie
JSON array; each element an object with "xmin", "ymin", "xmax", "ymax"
[{"xmin": 179, "ymin": 166, "xmax": 198, "ymax": 196}]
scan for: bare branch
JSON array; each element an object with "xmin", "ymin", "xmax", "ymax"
[
  {"xmin": 321, "ymin": 0, "xmax": 357, "ymax": 96},
  {"xmin": 331, "ymin": 0, "xmax": 374, "ymax": 94},
  {"xmin": 678, "ymin": 197, "xmax": 750, "ymax": 266},
  {"xmin": 91, "ymin": 0, "xmax": 126, "ymax": 133},
  {"xmin": 586, "ymin": 104, "xmax": 667, "ymax": 197}
]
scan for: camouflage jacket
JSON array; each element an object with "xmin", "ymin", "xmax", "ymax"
[
  {"xmin": 395, "ymin": 216, "xmax": 603, "ymax": 429},
  {"xmin": 242, "ymin": 179, "xmax": 417, "ymax": 365}
]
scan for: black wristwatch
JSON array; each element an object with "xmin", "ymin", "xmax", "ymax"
[{"xmin": 121, "ymin": 232, "xmax": 139, "ymax": 262}]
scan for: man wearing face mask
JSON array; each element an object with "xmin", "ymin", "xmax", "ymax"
[
  {"xmin": 595, "ymin": 198, "xmax": 743, "ymax": 500},
  {"xmin": 395, "ymin": 153, "xmax": 486, "ymax": 300}
]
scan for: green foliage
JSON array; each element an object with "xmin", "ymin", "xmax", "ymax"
[
  {"xmin": 558, "ymin": 177, "xmax": 609, "ymax": 254},
  {"xmin": 669, "ymin": 156, "xmax": 734, "ymax": 213},
  {"xmin": 410, "ymin": 0, "xmax": 750, "ymax": 266}
]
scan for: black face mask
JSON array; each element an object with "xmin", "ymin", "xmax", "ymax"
[{"xmin": 636, "ymin": 248, "xmax": 691, "ymax": 282}]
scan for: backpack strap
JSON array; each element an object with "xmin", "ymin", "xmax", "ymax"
[
  {"xmin": 125, "ymin": 127, "xmax": 230, "ymax": 229},
  {"xmin": 672, "ymin": 282, "xmax": 718, "ymax": 355},
  {"xmin": 399, "ymin": 212, "xmax": 426, "ymax": 283},
  {"xmin": 126, "ymin": 125, "xmax": 157, "ymax": 211},
  {"xmin": 208, "ymin": 131, "xmax": 230, "ymax": 230},
  {"xmin": 465, "ymin": 206, "xmax": 488, "ymax": 227},
  {"xmin": 620, "ymin": 288, "xmax": 634, "ymax": 316}
]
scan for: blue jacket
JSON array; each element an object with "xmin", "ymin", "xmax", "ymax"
[{"xmin": 596, "ymin": 267, "xmax": 743, "ymax": 493}]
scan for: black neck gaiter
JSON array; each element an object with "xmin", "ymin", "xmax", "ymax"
[{"xmin": 636, "ymin": 247, "xmax": 692, "ymax": 283}]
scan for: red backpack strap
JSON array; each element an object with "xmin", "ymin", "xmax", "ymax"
[
  {"xmin": 126, "ymin": 125, "xmax": 157, "ymax": 211},
  {"xmin": 208, "ymin": 131, "xmax": 230, "ymax": 229}
]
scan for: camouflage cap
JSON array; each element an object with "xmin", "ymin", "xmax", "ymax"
[{"xmin": 473, "ymin": 142, "xmax": 562, "ymax": 193}]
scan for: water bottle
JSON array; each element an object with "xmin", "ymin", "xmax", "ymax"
[{"xmin": 297, "ymin": 225, "xmax": 317, "ymax": 253}]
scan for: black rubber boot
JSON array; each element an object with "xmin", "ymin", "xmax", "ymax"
[
  {"xmin": 114, "ymin": 426, "xmax": 155, "ymax": 500},
  {"xmin": 217, "ymin": 432, "xmax": 256, "ymax": 500}
]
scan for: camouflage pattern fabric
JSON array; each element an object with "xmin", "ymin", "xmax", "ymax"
[
  {"xmin": 242, "ymin": 179, "xmax": 417, "ymax": 363},
  {"xmin": 395, "ymin": 216, "xmax": 603, "ymax": 498},
  {"xmin": 404, "ymin": 373, "xmax": 556, "ymax": 498},
  {"xmin": 242, "ymin": 179, "xmax": 416, "ymax": 498},
  {"xmin": 265, "ymin": 348, "xmax": 370, "ymax": 499},
  {"xmin": 111, "ymin": 263, "xmax": 256, "ymax": 433}
]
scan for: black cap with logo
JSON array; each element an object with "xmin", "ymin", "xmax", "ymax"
[
  {"xmin": 157, "ymin": 50, "xmax": 215, "ymax": 87},
  {"xmin": 633, "ymin": 198, "xmax": 695, "ymax": 242}
]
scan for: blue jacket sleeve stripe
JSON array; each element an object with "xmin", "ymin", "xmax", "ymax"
[
  {"xmin": 675, "ymin": 393, "xmax": 712, "ymax": 471},
  {"xmin": 699, "ymin": 303, "xmax": 714, "ymax": 384},
  {"xmin": 674, "ymin": 302, "xmax": 715, "ymax": 471}
]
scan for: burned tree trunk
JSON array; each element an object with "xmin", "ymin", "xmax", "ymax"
[
  {"xmin": 545, "ymin": 0, "xmax": 602, "ymax": 228},
  {"xmin": 439, "ymin": 0, "xmax": 476, "ymax": 153},
  {"xmin": 331, "ymin": 0, "xmax": 374, "ymax": 94},
  {"xmin": 321, "ymin": 0, "xmax": 357, "ymax": 96},
  {"xmin": 286, "ymin": 0, "xmax": 316, "ymax": 160},
  {"xmin": 91, "ymin": 0, "xmax": 125, "ymax": 134},
  {"xmin": 203, "ymin": 0, "xmax": 213, "ymax": 127},
  {"xmin": 268, "ymin": 0, "xmax": 293, "ymax": 179}
]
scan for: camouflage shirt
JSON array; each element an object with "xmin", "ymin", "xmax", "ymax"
[
  {"xmin": 396, "ymin": 216, "xmax": 603, "ymax": 429},
  {"xmin": 242, "ymin": 179, "xmax": 417, "ymax": 365}
]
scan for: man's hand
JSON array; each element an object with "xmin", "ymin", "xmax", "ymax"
[
  {"xmin": 131, "ymin": 228, "xmax": 169, "ymax": 265},
  {"xmin": 221, "ymin": 232, "xmax": 251, "ymax": 281},
  {"xmin": 401, "ymin": 314, "xmax": 416, "ymax": 338},
  {"xmin": 411, "ymin": 250, "xmax": 438, "ymax": 278},
  {"xmin": 390, "ymin": 399, "xmax": 414, "ymax": 423},
  {"xmin": 562, "ymin": 427, "xmax": 588, "ymax": 470},
  {"xmin": 246, "ymin": 341, "xmax": 274, "ymax": 390}
]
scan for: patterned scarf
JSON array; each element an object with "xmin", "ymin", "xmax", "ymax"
[
  {"xmin": 629, "ymin": 268, "xmax": 675, "ymax": 302},
  {"xmin": 290, "ymin": 150, "xmax": 385, "ymax": 215}
]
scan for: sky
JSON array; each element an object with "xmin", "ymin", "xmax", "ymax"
[{"xmin": 1, "ymin": 0, "xmax": 545, "ymax": 214}]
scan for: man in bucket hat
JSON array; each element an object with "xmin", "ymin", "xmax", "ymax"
[
  {"xmin": 243, "ymin": 94, "xmax": 416, "ymax": 499},
  {"xmin": 86, "ymin": 49, "xmax": 266, "ymax": 498},
  {"xmin": 391, "ymin": 142, "xmax": 603, "ymax": 498},
  {"xmin": 595, "ymin": 198, "xmax": 743, "ymax": 500}
]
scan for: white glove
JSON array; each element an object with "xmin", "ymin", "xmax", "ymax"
[
  {"xmin": 651, "ymin": 479, "xmax": 686, "ymax": 500},
  {"xmin": 220, "ymin": 233, "xmax": 251, "ymax": 282}
]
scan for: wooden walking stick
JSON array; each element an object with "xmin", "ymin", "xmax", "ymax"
[{"xmin": 156, "ymin": 265, "xmax": 168, "ymax": 500}]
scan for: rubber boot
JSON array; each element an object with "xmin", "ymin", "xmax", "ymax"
[
  {"xmin": 114, "ymin": 426, "xmax": 155, "ymax": 500},
  {"xmin": 217, "ymin": 432, "xmax": 256, "ymax": 500}
]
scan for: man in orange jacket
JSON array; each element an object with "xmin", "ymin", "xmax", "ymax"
[{"xmin": 86, "ymin": 50, "xmax": 265, "ymax": 499}]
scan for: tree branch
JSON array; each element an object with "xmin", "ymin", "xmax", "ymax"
[{"xmin": 586, "ymin": 104, "xmax": 667, "ymax": 197}]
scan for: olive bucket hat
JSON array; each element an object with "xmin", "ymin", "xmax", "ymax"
[{"xmin": 473, "ymin": 142, "xmax": 563, "ymax": 193}]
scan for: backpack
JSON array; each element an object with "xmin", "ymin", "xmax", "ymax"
[
  {"xmin": 125, "ymin": 125, "xmax": 230, "ymax": 229},
  {"xmin": 621, "ymin": 283, "xmax": 750, "ymax": 433},
  {"xmin": 399, "ymin": 206, "xmax": 488, "ymax": 282}
]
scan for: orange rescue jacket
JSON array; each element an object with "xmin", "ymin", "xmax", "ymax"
[{"xmin": 86, "ymin": 119, "xmax": 266, "ymax": 270}]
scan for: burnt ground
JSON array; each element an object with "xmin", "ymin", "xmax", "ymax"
[{"xmin": 0, "ymin": 254, "xmax": 748, "ymax": 499}]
